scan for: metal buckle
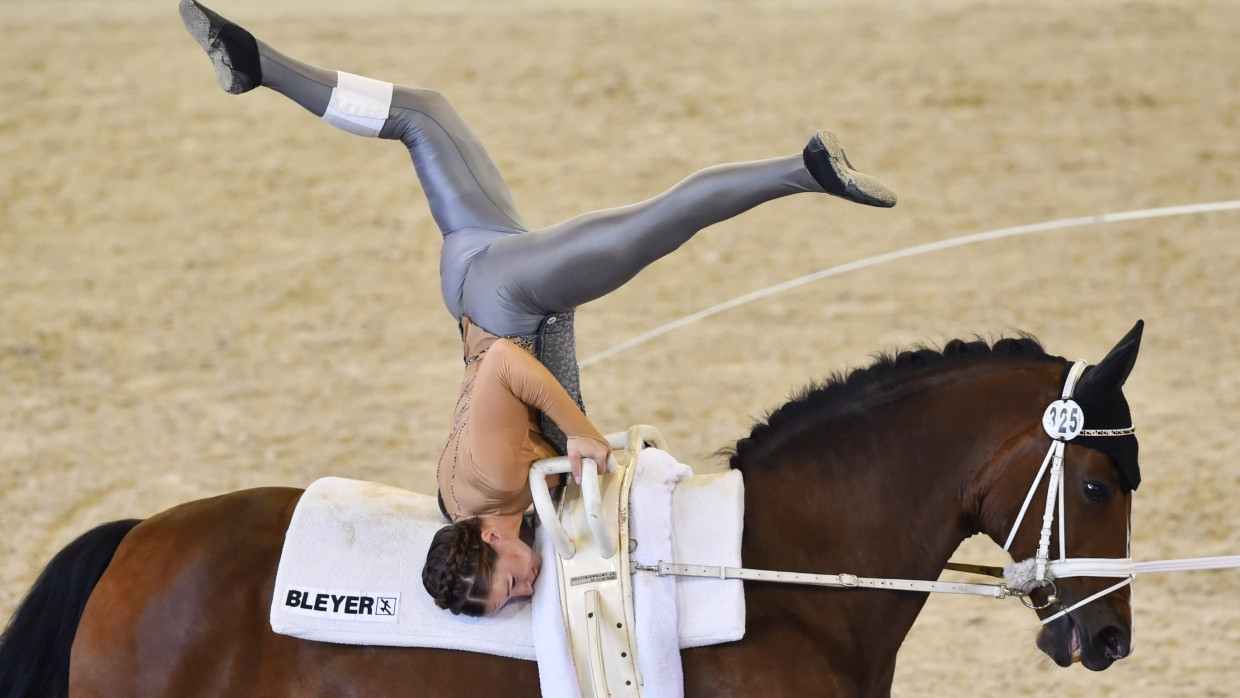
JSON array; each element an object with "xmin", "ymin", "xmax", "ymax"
[{"xmin": 1015, "ymin": 578, "xmax": 1060, "ymax": 610}]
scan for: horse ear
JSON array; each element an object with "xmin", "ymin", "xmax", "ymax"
[{"xmin": 1079, "ymin": 320, "xmax": 1144, "ymax": 393}]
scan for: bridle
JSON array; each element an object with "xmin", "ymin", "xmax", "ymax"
[
  {"xmin": 638, "ymin": 359, "xmax": 1141, "ymax": 620},
  {"xmin": 632, "ymin": 354, "xmax": 1240, "ymax": 645},
  {"xmin": 998, "ymin": 359, "xmax": 1137, "ymax": 624}
]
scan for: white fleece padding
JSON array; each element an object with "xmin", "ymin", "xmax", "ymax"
[
  {"xmin": 533, "ymin": 451, "xmax": 744, "ymax": 697},
  {"xmin": 671, "ymin": 469, "xmax": 746, "ymax": 647},
  {"xmin": 628, "ymin": 449, "xmax": 692, "ymax": 696},
  {"xmin": 322, "ymin": 71, "xmax": 393, "ymax": 137},
  {"xmin": 529, "ymin": 516, "xmax": 579, "ymax": 696},
  {"xmin": 269, "ymin": 477, "xmax": 536, "ymax": 659},
  {"xmin": 270, "ymin": 465, "xmax": 746, "ymax": 684}
]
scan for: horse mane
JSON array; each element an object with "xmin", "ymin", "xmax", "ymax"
[{"xmin": 727, "ymin": 334, "xmax": 1062, "ymax": 470}]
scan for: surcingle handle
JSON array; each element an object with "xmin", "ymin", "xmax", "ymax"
[
  {"xmin": 530, "ymin": 459, "xmax": 576, "ymax": 559},
  {"xmin": 531, "ymin": 455, "xmax": 618, "ymax": 560},
  {"xmin": 531, "ymin": 424, "xmax": 665, "ymax": 561}
]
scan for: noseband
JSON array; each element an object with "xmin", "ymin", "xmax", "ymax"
[{"xmin": 1001, "ymin": 360, "xmax": 1137, "ymax": 624}]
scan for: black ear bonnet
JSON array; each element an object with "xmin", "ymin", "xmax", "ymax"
[
  {"xmin": 1063, "ymin": 321, "xmax": 1144, "ymax": 492},
  {"xmin": 1072, "ymin": 368, "xmax": 1140, "ymax": 491}
]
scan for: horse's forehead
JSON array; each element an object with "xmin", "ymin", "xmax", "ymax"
[{"xmin": 1069, "ymin": 443, "xmax": 1127, "ymax": 482}]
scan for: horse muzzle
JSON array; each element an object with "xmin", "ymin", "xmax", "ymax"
[{"xmin": 1037, "ymin": 614, "xmax": 1131, "ymax": 670}]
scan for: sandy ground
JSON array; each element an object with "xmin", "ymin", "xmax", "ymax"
[{"xmin": 3, "ymin": 0, "xmax": 1239, "ymax": 694}]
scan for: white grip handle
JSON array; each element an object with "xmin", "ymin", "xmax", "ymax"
[
  {"xmin": 581, "ymin": 458, "xmax": 616, "ymax": 559},
  {"xmin": 529, "ymin": 455, "xmax": 617, "ymax": 560},
  {"xmin": 608, "ymin": 424, "xmax": 668, "ymax": 460},
  {"xmin": 529, "ymin": 463, "xmax": 574, "ymax": 560}
]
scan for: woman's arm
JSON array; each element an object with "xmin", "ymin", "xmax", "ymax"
[{"xmin": 492, "ymin": 342, "xmax": 611, "ymax": 480}]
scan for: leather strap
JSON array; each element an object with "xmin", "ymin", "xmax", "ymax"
[{"xmin": 642, "ymin": 562, "xmax": 1010, "ymax": 599}]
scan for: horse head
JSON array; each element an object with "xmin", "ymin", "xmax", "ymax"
[{"xmin": 979, "ymin": 321, "xmax": 1144, "ymax": 671}]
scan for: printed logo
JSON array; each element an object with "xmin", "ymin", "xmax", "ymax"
[{"xmin": 282, "ymin": 586, "xmax": 400, "ymax": 623}]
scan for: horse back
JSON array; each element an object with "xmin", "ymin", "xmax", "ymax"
[
  {"xmin": 70, "ymin": 487, "xmax": 303, "ymax": 696},
  {"xmin": 69, "ymin": 486, "xmax": 539, "ymax": 697}
]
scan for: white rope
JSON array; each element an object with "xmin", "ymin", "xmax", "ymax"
[
  {"xmin": 580, "ymin": 200, "xmax": 1240, "ymax": 367},
  {"xmin": 1047, "ymin": 557, "xmax": 1135, "ymax": 578},
  {"xmin": 1046, "ymin": 555, "xmax": 1240, "ymax": 578},
  {"xmin": 1134, "ymin": 555, "xmax": 1240, "ymax": 574}
]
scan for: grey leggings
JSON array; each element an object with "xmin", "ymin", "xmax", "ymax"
[{"xmin": 258, "ymin": 43, "xmax": 823, "ymax": 337}]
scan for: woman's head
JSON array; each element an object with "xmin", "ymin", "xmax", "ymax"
[{"xmin": 422, "ymin": 517, "xmax": 542, "ymax": 616}]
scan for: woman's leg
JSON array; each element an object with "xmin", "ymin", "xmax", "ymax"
[
  {"xmin": 462, "ymin": 137, "xmax": 894, "ymax": 336},
  {"xmin": 180, "ymin": 0, "xmax": 524, "ymax": 235},
  {"xmin": 257, "ymin": 48, "xmax": 527, "ymax": 236},
  {"xmin": 180, "ymin": 0, "xmax": 527, "ymax": 316}
]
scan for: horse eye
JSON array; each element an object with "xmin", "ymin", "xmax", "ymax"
[{"xmin": 1082, "ymin": 480, "xmax": 1110, "ymax": 503}]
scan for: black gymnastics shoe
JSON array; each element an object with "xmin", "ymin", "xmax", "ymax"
[
  {"xmin": 803, "ymin": 130, "xmax": 897, "ymax": 208},
  {"xmin": 179, "ymin": 0, "xmax": 262, "ymax": 94}
]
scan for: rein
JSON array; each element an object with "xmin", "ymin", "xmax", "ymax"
[
  {"xmin": 632, "ymin": 561, "xmax": 1011, "ymax": 599},
  {"xmin": 636, "ymin": 359, "xmax": 1240, "ymax": 620}
]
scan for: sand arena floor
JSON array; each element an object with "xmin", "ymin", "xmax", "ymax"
[{"xmin": 3, "ymin": 0, "xmax": 1239, "ymax": 694}]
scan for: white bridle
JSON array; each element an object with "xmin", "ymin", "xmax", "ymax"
[
  {"xmin": 638, "ymin": 359, "xmax": 1240, "ymax": 628},
  {"xmin": 637, "ymin": 360, "xmax": 1143, "ymax": 608},
  {"xmin": 1000, "ymin": 359, "xmax": 1137, "ymax": 624}
]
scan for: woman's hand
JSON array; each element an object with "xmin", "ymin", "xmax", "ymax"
[{"xmin": 567, "ymin": 436, "xmax": 612, "ymax": 484}]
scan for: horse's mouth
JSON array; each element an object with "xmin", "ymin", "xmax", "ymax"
[
  {"xmin": 1038, "ymin": 616, "xmax": 1128, "ymax": 671},
  {"xmin": 1046, "ymin": 617, "xmax": 1083, "ymax": 668}
]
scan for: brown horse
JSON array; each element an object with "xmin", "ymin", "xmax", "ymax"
[{"xmin": 0, "ymin": 322, "xmax": 1144, "ymax": 697}]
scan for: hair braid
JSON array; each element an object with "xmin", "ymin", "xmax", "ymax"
[{"xmin": 422, "ymin": 517, "xmax": 496, "ymax": 616}]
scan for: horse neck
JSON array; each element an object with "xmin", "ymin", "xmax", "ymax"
[{"xmin": 733, "ymin": 360, "xmax": 1059, "ymax": 688}]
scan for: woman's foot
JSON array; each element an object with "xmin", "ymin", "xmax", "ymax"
[
  {"xmin": 179, "ymin": 0, "xmax": 262, "ymax": 94},
  {"xmin": 804, "ymin": 131, "xmax": 897, "ymax": 208}
]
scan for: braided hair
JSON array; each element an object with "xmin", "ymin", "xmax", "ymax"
[{"xmin": 421, "ymin": 517, "xmax": 497, "ymax": 616}]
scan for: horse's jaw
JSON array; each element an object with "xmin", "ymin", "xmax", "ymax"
[{"xmin": 1036, "ymin": 612, "xmax": 1131, "ymax": 671}]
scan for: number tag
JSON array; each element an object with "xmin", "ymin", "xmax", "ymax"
[{"xmin": 1042, "ymin": 399, "xmax": 1085, "ymax": 440}]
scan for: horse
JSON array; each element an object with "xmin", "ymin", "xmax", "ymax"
[{"xmin": 0, "ymin": 321, "xmax": 1144, "ymax": 697}]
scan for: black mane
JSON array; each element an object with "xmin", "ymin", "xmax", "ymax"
[{"xmin": 728, "ymin": 335, "xmax": 1061, "ymax": 470}]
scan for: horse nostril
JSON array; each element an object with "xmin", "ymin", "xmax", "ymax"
[{"xmin": 1098, "ymin": 626, "xmax": 1129, "ymax": 659}]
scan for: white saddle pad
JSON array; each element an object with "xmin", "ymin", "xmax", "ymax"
[
  {"xmin": 671, "ymin": 468, "xmax": 746, "ymax": 647},
  {"xmin": 269, "ymin": 477, "xmax": 535, "ymax": 659},
  {"xmin": 270, "ymin": 464, "xmax": 745, "ymax": 664}
]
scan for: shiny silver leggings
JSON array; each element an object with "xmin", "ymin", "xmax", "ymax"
[{"xmin": 257, "ymin": 42, "xmax": 823, "ymax": 337}]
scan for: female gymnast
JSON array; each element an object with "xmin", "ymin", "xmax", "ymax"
[{"xmin": 179, "ymin": 0, "xmax": 896, "ymax": 616}]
